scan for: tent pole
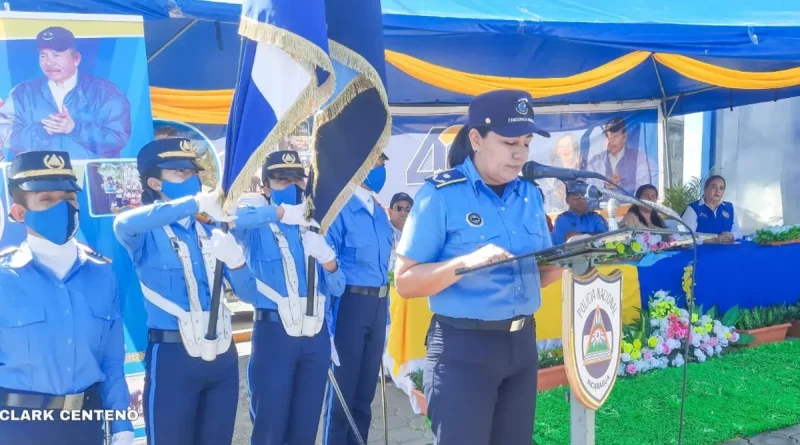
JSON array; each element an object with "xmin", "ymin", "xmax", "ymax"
[
  {"xmin": 148, "ymin": 19, "xmax": 198, "ymax": 63},
  {"xmin": 651, "ymin": 56, "xmax": 673, "ymax": 189}
]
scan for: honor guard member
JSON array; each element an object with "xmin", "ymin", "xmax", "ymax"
[
  {"xmin": 0, "ymin": 151, "xmax": 134, "ymax": 445},
  {"xmin": 231, "ymin": 150, "xmax": 344, "ymax": 445},
  {"xmin": 394, "ymin": 90, "xmax": 564, "ymax": 445},
  {"xmin": 112, "ymin": 138, "xmax": 259, "ymax": 445},
  {"xmin": 323, "ymin": 153, "xmax": 393, "ymax": 445}
]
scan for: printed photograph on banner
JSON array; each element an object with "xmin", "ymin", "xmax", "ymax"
[
  {"xmin": 125, "ymin": 372, "xmax": 146, "ymax": 430},
  {"xmin": 84, "ymin": 160, "xmax": 142, "ymax": 217},
  {"xmin": 380, "ymin": 111, "xmax": 659, "ymax": 214},
  {"xmin": 153, "ymin": 120, "xmax": 222, "ymax": 190},
  {"xmin": 0, "ymin": 13, "xmax": 152, "ymax": 161}
]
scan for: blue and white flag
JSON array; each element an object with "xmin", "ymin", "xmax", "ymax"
[
  {"xmin": 307, "ymin": 0, "xmax": 391, "ymax": 232},
  {"xmin": 222, "ymin": 0, "xmax": 334, "ymax": 204}
]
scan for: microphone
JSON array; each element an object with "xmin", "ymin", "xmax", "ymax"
[{"xmin": 521, "ymin": 161, "xmax": 606, "ymax": 182}]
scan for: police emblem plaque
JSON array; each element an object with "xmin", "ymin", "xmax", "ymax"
[{"xmin": 562, "ymin": 268, "xmax": 623, "ymax": 411}]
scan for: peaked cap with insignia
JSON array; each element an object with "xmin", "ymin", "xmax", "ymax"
[
  {"xmin": 137, "ymin": 137, "xmax": 203, "ymax": 173},
  {"xmin": 8, "ymin": 150, "xmax": 81, "ymax": 192},
  {"xmin": 262, "ymin": 150, "xmax": 307, "ymax": 181}
]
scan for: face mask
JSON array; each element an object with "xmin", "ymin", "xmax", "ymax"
[
  {"xmin": 270, "ymin": 184, "xmax": 303, "ymax": 206},
  {"xmin": 161, "ymin": 175, "xmax": 201, "ymax": 200},
  {"xmin": 364, "ymin": 165, "xmax": 387, "ymax": 193},
  {"xmin": 24, "ymin": 200, "xmax": 79, "ymax": 245}
]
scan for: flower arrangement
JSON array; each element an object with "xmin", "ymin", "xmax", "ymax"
[
  {"xmin": 600, "ymin": 232, "xmax": 674, "ymax": 260},
  {"xmin": 682, "ymin": 264, "xmax": 694, "ymax": 304},
  {"xmin": 619, "ymin": 290, "xmax": 740, "ymax": 376}
]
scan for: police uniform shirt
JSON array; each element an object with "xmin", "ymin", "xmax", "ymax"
[
  {"xmin": 681, "ymin": 198, "xmax": 741, "ymax": 238},
  {"xmin": 326, "ymin": 193, "xmax": 393, "ymax": 288},
  {"xmin": 550, "ymin": 210, "xmax": 609, "ymax": 245},
  {"xmin": 0, "ymin": 244, "xmax": 133, "ymax": 434},
  {"xmin": 397, "ymin": 157, "xmax": 552, "ymax": 321},
  {"xmin": 231, "ymin": 205, "xmax": 346, "ymax": 310},
  {"xmin": 113, "ymin": 196, "xmax": 259, "ymax": 330}
]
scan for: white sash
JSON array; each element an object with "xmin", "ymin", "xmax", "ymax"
[
  {"xmin": 254, "ymin": 223, "xmax": 325, "ymax": 337},
  {"xmin": 139, "ymin": 221, "xmax": 232, "ymax": 361}
]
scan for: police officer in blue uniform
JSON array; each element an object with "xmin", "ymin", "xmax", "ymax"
[
  {"xmin": 231, "ymin": 150, "xmax": 344, "ymax": 445},
  {"xmin": 550, "ymin": 185, "xmax": 609, "ymax": 245},
  {"xmin": 323, "ymin": 153, "xmax": 393, "ymax": 445},
  {"xmin": 394, "ymin": 90, "xmax": 564, "ymax": 445},
  {"xmin": 113, "ymin": 138, "xmax": 260, "ymax": 445},
  {"xmin": 0, "ymin": 151, "xmax": 133, "ymax": 445},
  {"xmin": 681, "ymin": 175, "xmax": 740, "ymax": 243}
]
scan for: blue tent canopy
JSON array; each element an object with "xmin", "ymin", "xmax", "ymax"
[{"xmin": 7, "ymin": 0, "xmax": 800, "ymax": 115}]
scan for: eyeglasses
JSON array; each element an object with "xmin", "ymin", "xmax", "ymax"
[{"xmin": 394, "ymin": 205, "xmax": 412, "ymax": 212}]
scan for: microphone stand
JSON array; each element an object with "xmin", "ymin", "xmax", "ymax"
[{"xmin": 570, "ymin": 180, "xmax": 698, "ymax": 445}]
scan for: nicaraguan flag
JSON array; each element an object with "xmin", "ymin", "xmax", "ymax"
[
  {"xmin": 222, "ymin": 0, "xmax": 334, "ymax": 205},
  {"xmin": 307, "ymin": 0, "xmax": 391, "ymax": 232}
]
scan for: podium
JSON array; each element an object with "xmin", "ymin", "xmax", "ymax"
[{"xmin": 457, "ymin": 227, "xmax": 695, "ymax": 445}]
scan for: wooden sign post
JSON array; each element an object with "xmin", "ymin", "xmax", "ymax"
[{"xmin": 562, "ymin": 266, "xmax": 623, "ymax": 445}]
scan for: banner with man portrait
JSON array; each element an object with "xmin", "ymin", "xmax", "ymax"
[
  {"xmin": 378, "ymin": 109, "xmax": 659, "ymax": 214},
  {"xmin": 0, "ymin": 11, "xmax": 153, "ymax": 442}
]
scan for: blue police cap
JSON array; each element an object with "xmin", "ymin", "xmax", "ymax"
[
  {"xmin": 8, "ymin": 151, "xmax": 81, "ymax": 192},
  {"xmin": 468, "ymin": 90, "xmax": 550, "ymax": 138},
  {"xmin": 262, "ymin": 150, "xmax": 306, "ymax": 180},
  {"xmin": 137, "ymin": 138, "xmax": 203, "ymax": 173},
  {"xmin": 37, "ymin": 26, "xmax": 77, "ymax": 52}
]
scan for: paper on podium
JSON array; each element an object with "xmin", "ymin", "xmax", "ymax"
[{"xmin": 454, "ymin": 228, "xmax": 692, "ymax": 276}]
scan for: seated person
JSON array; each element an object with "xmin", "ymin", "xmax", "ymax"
[
  {"xmin": 620, "ymin": 184, "xmax": 667, "ymax": 229},
  {"xmin": 551, "ymin": 190, "xmax": 608, "ymax": 245},
  {"xmin": 681, "ymin": 175, "xmax": 740, "ymax": 244}
]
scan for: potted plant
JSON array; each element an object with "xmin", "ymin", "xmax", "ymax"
[
  {"xmin": 735, "ymin": 304, "xmax": 793, "ymax": 346},
  {"xmin": 753, "ymin": 224, "xmax": 800, "ymax": 246},
  {"xmin": 537, "ymin": 347, "xmax": 568, "ymax": 390},
  {"xmin": 786, "ymin": 300, "xmax": 800, "ymax": 338},
  {"xmin": 406, "ymin": 369, "xmax": 427, "ymax": 416},
  {"xmin": 662, "ymin": 177, "xmax": 702, "ymax": 215}
]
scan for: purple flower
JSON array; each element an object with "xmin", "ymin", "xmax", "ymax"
[{"xmin": 626, "ymin": 364, "xmax": 638, "ymax": 374}]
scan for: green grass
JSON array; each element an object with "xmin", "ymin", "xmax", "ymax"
[{"xmin": 534, "ymin": 340, "xmax": 800, "ymax": 444}]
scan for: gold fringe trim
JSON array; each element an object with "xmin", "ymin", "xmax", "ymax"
[
  {"xmin": 311, "ymin": 40, "xmax": 392, "ymax": 233},
  {"xmin": 223, "ymin": 17, "xmax": 336, "ymax": 209}
]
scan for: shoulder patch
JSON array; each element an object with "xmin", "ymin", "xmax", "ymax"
[
  {"xmin": 78, "ymin": 244, "xmax": 112, "ymax": 263},
  {"xmin": 425, "ymin": 169, "xmax": 466, "ymax": 189}
]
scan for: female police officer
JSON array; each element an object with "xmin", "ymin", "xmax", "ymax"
[
  {"xmin": 394, "ymin": 90, "xmax": 563, "ymax": 445},
  {"xmin": 113, "ymin": 138, "xmax": 264, "ymax": 445}
]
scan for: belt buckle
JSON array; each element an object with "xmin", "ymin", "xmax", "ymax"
[
  {"xmin": 62, "ymin": 393, "xmax": 83, "ymax": 410},
  {"xmin": 378, "ymin": 286, "xmax": 388, "ymax": 298},
  {"xmin": 510, "ymin": 318, "xmax": 525, "ymax": 332}
]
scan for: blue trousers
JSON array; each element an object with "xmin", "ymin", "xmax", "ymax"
[
  {"xmin": 248, "ymin": 316, "xmax": 330, "ymax": 445},
  {"xmin": 323, "ymin": 293, "xmax": 387, "ymax": 445},
  {"xmin": 143, "ymin": 341, "xmax": 239, "ymax": 445},
  {"xmin": 424, "ymin": 317, "xmax": 539, "ymax": 445},
  {"xmin": 0, "ymin": 407, "xmax": 102, "ymax": 445}
]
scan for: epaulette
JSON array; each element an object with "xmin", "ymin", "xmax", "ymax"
[
  {"xmin": 425, "ymin": 169, "xmax": 466, "ymax": 188},
  {"xmin": 78, "ymin": 244, "xmax": 112, "ymax": 263}
]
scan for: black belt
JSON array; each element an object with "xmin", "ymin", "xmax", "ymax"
[
  {"xmin": 0, "ymin": 385, "xmax": 98, "ymax": 410},
  {"xmin": 345, "ymin": 285, "xmax": 389, "ymax": 298},
  {"xmin": 149, "ymin": 329, "xmax": 183, "ymax": 344},
  {"xmin": 436, "ymin": 315, "xmax": 533, "ymax": 332},
  {"xmin": 254, "ymin": 309, "xmax": 281, "ymax": 322}
]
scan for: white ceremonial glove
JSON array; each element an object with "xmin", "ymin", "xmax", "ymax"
[
  {"xmin": 111, "ymin": 431, "xmax": 135, "ymax": 445},
  {"xmin": 330, "ymin": 336, "xmax": 341, "ymax": 367},
  {"xmin": 195, "ymin": 189, "xmax": 236, "ymax": 223},
  {"xmin": 209, "ymin": 229, "xmax": 245, "ymax": 269},
  {"xmin": 279, "ymin": 203, "xmax": 320, "ymax": 228},
  {"xmin": 302, "ymin": 231, "xmax": 336, "ymax": 264}
]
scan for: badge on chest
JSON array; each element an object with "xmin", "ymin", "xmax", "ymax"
[{"xmin": 466, "ymin": 212, "xmax": 484, "ymax": 228}]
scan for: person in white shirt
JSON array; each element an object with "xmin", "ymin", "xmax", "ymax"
[
  {"xmin": 387, "ymin": 192, "xmax": 413, "ymax": 271},
  {"xmin": 681, "ymin": 175, "xmax": 741, "ymax": 243}
]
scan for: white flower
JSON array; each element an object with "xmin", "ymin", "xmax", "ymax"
[
  {"xmin": 715, "ymin": 346, "xmax": 722, "ymax": 354},
  {"xmin": 667, "ymin": 339, "xmax": 682, "ymax": 350},
  {"xmin": 651, "ymin": 319, "xmax": 661, "ymax": 327},
  {"xmin": 621, "ymin": 353, "xmax": 632, "ymax": 362},
  {"xmin": 635, "ymin": 360, "xmax": 649, "ymax": 372},
  {"xmin": 679, "ymin": 309, "xmax": 689, "ymax": 318},
  {"xmin": 700, "ymin": 315, "xmax": 712, "ymax": 324},
  {"xmin": 618, "ymin": 366, "xmax": 626, "ymax": 376},
  {"xmin": 691, "ymin": 334, "xmax": 702, "ymax": 348},
  {"xmin": 672, "ymin": 355, "xmax": 685, "ymax": 367},
  {"xmin": 653, "ymin": 291, "xmax": 668, "ymax": 301},
  {"xmin": 659, "ymin": 357, "xmax": 670, "ymax": 368},
  {"xmin": 694, "ymin": 349, "xmax": 707, "ymax": 362}
]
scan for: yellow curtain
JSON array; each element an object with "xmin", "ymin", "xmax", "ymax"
[
  {"xmin": 654, "ymin": 53, "xmax": 800, "ymax": 90},
  {"xmin": 384, "ymin": 50, "xmax": 651, "ymax": 98},
  {"xmin": 385, "ymin": 265, "xmax": 641, "ymax": 374},
  {"xmin": 150, "ymin": 87, "xmax": 233, "ymax": 125}
]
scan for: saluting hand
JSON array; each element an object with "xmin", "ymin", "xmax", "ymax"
[{"xmin": 461, "ymin": 243, "xmax": 513, "ymax": 269}]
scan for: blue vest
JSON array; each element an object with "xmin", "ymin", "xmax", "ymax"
[
  {"xmin": 688, "ymin": 200, "xmax": 734, "ymax": 234},
  {"xmin": 604, "ymin": 149, "xmax": 639, "ymax": 194}
]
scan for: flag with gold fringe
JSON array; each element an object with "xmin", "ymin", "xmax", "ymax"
[
  {"xmin": 221, "ymin": 0, "xmax": 335, "ymax": 207},
  {"xmin": 306, "ymin": 0, "xmax": 392, "ymax": 233}
]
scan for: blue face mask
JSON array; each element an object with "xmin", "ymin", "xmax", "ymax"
[
  {"xmin": 270, "ymin": 184, "xmax": 302, "ymax": 206},
  {"xmin": 25, "ymin": 200, "xmax": 80, "ymax": 245},
  {"xmin": 364, "ymin": 165, "xmax": 387, "ymax": 193},
  {"xmin": 161, "ymin": 175, "xmax": 201, "ymax": 200}
]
